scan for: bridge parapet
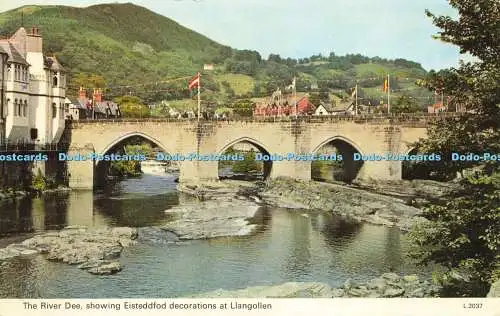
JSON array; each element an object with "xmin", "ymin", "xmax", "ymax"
[{"xmin": 67, "ymin": 112, "xmax": 465, "ymax": 128}]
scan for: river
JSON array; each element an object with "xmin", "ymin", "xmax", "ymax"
[{"xmin": 0, "ymin": 169, "xmax": 431, "ymax": 298}]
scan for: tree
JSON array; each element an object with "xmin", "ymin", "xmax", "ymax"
[
  {"xmin": 70, "ymin": 73, "xmax": 106, "ymax": 97},
  {"xmin": 268, "ymin": 54, "xmax": 282, "ymax": 63},
  {"xmin": 232, "ymin": 150, "xmax": 261, "ymax": 173},
  {"xmin": 392, "ymin": 94, "xmax": 422, "ymax": 113},
  {"xmin": 408, "ymin": 0, "xmax": 500, "ymax": 297},
  {"xmin": 113, "ymin": 96, "xmax": 150, "ymax": 118},
  {"xmin": 308, "ymin": 93, "xmax": 321, "ymax": 107},
  {"xmin": 231, "ymin": 99, "xmax": 254, "ymax": 117}
]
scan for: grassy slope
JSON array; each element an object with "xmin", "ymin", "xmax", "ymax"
[
  {"xmin": 0, "ymin": 3, "xmax": 227, "ymax": 87},
  {"xmin": 214, "ymin": 73, "xmax": 255, "ymax": 95}
]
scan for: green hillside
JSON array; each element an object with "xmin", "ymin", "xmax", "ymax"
[
  {"xmin": 0, "ymin": 3, "xmax": 433, "ymax": 111},
  {"xmin": 0, "ymin": 3, "xmax": 231, "ymax": 95}
]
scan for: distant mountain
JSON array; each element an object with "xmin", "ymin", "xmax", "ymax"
[{"xmin": 0, "ymin": 3, "xmax": 432, "ymax": 108}]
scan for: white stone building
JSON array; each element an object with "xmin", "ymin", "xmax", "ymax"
[
  {"xmin": 0, "ymin": 26, "xmax": 66, "ymax": 145},
  {"xmin": 0, "ymin": 47, "xmax": 8, "ymax": 144}
]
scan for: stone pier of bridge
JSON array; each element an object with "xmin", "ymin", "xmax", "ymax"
[{"xmin": 64, "ymin": 118, "xmax": 428, "ymax": 189}]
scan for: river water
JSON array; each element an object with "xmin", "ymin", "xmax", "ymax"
[{"xmin": 0, "ymin": 170, "xmax": 430, "ymax": 298}]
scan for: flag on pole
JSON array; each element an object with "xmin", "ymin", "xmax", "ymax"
[
  {"xmin": 188, "ymin": 72, "xmax": 200, "ymax": 90},
  {"xmin": 383, "ymin": 78, "xmax": 388, "ymax": 92},
  {"xmin": 351, "ymin": 87, "xmax": 357, "ymax": 98}
]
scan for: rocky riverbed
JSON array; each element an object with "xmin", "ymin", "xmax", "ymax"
[
  {"xmin": 162, "ymin": 190, "xmax": 264, "ymax": 240},
  {"xmin": 350, "ymin": 179, "xmax": 458, "ymax": 205},
  {"xmin": 176, "ymin": 178, "xmax": 433, "ymax": 232},
  {"xmin": 261, "ymin": 178, "xmax": 429, "ymax": 231},
  {"xmin": 192, "ymin": 273, "xmax": 442, "ymax": 298},
  {"xmin": 0, "ymin": 226, "xmax": 138, "ymax": 275}
]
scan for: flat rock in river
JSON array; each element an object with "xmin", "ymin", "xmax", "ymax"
[
  {"xmin": 162, "ymin": 196, "xmax": 262, "ymax": 240},
  {"xmin": 0, "ymin": 226, "xmax": 137, "ymax": 275},
  {"xmin": 263, "ymin": 178, "xmax": 425, "ymax": 230}
]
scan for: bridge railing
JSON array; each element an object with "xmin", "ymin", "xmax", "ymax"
[
  {"xmin": 0, "ymin": 143, "xmax": 70, "ymax": 152},
  {"xmin": 68, "ymin": 112, "xmax": 466, "ymax": 124}
]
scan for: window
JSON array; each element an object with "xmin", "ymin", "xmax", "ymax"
[
  {"xmin": 52, "ymin": 103, "xmax": 57, "ymax": 118},
  {"xmin": 52, "ymin": 72, "xmax": 58, "ymax": 87},
  {"xmin": 5, "ymin": 99, "xmax": 9, "ymax": 116},
  {"xmin": 65, "ymin": 103, "xmax": 69, "ymax": 113},
  {"xmin": 14, "ymin": 99, "xmax": 17, "ymax": 116},
  {"xmin": 60, "ymin": 103, "xmax": 64, "ymax": 119},
  {"xmin": 23, "ymin": 100, "xmax": 27, "ymax": 117}
]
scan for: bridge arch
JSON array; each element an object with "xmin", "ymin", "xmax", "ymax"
[
  {"xmin": 94, "ymin": 131, "xmax": 179, "ymax": 188},
  {"xmin": 312, "ymin": 136, "xmax": 365, "ymax": 156},
  {"xmin": 217, "ymin": 136, "xmax": 273, "ymax": 180},
  {"xmin": 311, "ymin": 135, "xmax": 365, "ymax": 183},
  {"xmin": 99, "ymin": 131, "xmax": 176, "ymax": 158},
  {"xmin": 401, "ymin": 146, "xmax": 443, "ymax": 180}
]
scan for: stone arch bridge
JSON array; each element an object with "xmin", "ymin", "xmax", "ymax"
[{"xmin": 65, "ymin": 117, "xmax": 432, "ymax": 189}]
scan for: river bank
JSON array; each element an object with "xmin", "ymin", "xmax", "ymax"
[
  {"xmin": 192, "ymin": 272, "xmax": 442, "ymax": 298},
  {"xmin": 0, "ymin": 186, "xmax": 71, "ymax": 201}
]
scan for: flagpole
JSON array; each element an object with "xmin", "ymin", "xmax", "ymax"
[
  {"xmin": 355, "ymin": 82, "xmax": 358, "ymax": 116},
  {"xmin": 387, "ymin": 74, "xmax": 391, "ymax": 114},
  {"xmin": 294, "ymin": 77, "xmax": 297, "ymax": 119},
  {"xmin": 441, "ymin": 91, "xmax": 444, "ymax": 112},
  {"xmin": 197, "ymin": 72, "xmax": 201, "ymax": 121}
]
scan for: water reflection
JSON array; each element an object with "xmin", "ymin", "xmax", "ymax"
[
  {"xmin": 0, "ymin": 173, "xmax": 181, "ymax": 238},
  {"xmin": 0, "ymin": 173, "xmax": 431, "ymax": 298},
  {"xmin": 43, "ymin": 196, "xmax": 67, "ymax": 230},
  {"xmin": 384, "ymin": 227, "xmax": 404, "ymax": 271},
  {"xmin": 94, "ymin": 193, "xmax": 179, "ymax": 227},
  {"xmin": 311, "ymin": 213, "xmax": 362, "ymax": 247},
  {"xmin": 284, "ymin": 213, "xmax": 312, "ymax": 278}
]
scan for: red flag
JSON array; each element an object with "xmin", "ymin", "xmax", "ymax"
[{"xmin": 188, "ymin": 72, "xmax": 200, "ymax": 90}]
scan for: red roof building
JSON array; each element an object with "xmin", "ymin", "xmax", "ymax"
[{"xmin": 253, "ymin": 94, "xmax": 316, "ymax": 117}]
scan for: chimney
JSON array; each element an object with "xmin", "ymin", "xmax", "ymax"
[
  {"xmin": 79, "ymin": 87, "xmax": 86, "ymax": 100},
  {"xmin": 93, "ymin": 88, "xmax": 102, "ymax": 103},
  {"xmin": 26, "ymin": 25, "xmax": 42, "ymax": 53}
]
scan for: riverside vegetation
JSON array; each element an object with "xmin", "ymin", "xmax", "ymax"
[
  {"xmin": 404, "ymin": 0, "xmax": 500, "ymax": 298},
  {"xmin": 0, "ymin": 168, "xmax": 67, "ymax": 201}
]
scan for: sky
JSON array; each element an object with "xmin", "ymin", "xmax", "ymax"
[{"xmin": 0, "ymin": 0, "xmax": 466, "ymax": 70}]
